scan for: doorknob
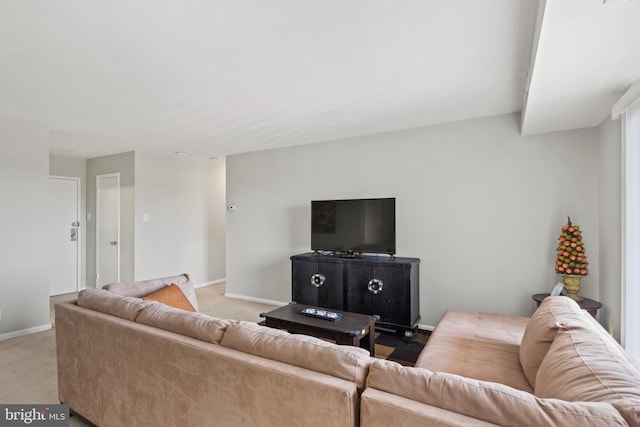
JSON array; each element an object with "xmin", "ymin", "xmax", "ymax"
[{"xmin": 110, "ymin": 241, "xmax": 118, "ymax": 245}]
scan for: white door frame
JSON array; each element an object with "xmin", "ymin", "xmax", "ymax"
[
  {"xmin": 96, "ymin": 172, "xmax": 121, "ymax": 286},
  {"xmin": 49, "ymin": 175, "xmax": 81, "ymax": 294}
]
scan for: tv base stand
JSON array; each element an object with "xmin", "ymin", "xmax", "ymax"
[{"xmin": 290, "ymin": 252, "xmax": 420, "ymax": 333}]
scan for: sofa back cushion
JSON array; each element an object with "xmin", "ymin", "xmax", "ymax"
[
  {"xmin": 535, "ymin": 310, "xmax": 640, "ymax": 426},
  {"xmin": 77, "ymin": 288, "xmax": 154, "ymax": 321},
  {"xmin": 519, "ymin": 296, "xmax": 584, "ymax": 388},
  {"xmin": 102, "ymin": 273, "xmax": 198, "ymax": 311},
  {"xmin": 366, "ymin": 359, "xmax": 627, "ymax": 426},
  {"xmin": 220, "ymin": 321, "xmax": 370, "ymax": 390},
  {"xmin": 136, "ymin": 303, "xmax": 232, "ymax": 344}
]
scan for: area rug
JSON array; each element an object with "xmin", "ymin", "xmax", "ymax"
[{"xmin": 374, "ymin": 331, "xmax": 430, "ymax": 366}]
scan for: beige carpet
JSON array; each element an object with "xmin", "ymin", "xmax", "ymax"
[{"xmin": 0, "ymin": 283, "xmax": 278, "ymax": 426}]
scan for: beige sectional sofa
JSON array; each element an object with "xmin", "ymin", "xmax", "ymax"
[
  {"xmin": 56, "ymin": 275, "xmax": 370, "ymax": 427},
  {"xmin": 55, "ymin": 275, "xmax": 640, "ymax": 426},
  {"xmin": 363, "ymin": 297, "xmax": 640, "ymax": 426}
]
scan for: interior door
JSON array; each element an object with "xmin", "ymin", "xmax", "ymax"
[
  {"xmin": 96, "ymin": 173, "xmax": 120, "ymax": 287},
  {"xmin": 49, "ymin": 176, "xmax": 80, "ymax": 296}
]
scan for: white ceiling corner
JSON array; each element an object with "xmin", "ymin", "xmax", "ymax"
[
  {"xmin": 521, "ymin": 0, "xmax": 640, "ymax": 135},
  {"xmin": 0, "ymin": 0, "xmax": 639, "ymax": 159}
]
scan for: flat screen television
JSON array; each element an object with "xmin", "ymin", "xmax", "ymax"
[{"xmin": 311, "ymin": 198, "xmax": 396, "ymax": 255}]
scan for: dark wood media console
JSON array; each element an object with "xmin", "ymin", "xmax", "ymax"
[{"xmin": 291, "ymin": 252, "xmax": 420, "ymax": 334}]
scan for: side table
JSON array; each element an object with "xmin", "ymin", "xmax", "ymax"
[{"xmin": 531, "ymin": 293, "xmax": 602, "ymax": 318}]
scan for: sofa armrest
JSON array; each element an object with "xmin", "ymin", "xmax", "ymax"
[{"xmin": 102, "ymin": 273, "xmax": 198, "ymax": 311}]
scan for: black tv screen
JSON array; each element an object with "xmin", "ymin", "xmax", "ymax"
[{"xmin": 311, "ymin": 198, "xmax": 396, "ymax": 255}]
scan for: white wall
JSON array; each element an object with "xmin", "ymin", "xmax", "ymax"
[
  {"xmin": 134, "ymin": 152, "xmax": 225, "ymax": 286},
  {"xmin": 0, "ymin": 120, "xmax": 50, "ymax": 338},
  {"xmin": 226, "ymin": 113, "xmax": 600, "ymax": 327},
  {"xmin": 50, "ymin": 153, "xmax": 87, "ymax": 289},
  {"xmin": 598, "ymin": 117, "xmax": 623, "ymax": 340}
]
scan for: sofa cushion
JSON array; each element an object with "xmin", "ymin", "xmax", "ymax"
[
  {"xmin": 415, "ymin": 310, "xmax": 532, "ymax": 392},
  {"xmin": 220, "ymin": 321, "xmax": 371, "ymax": 390},
  {"xmin": 136, "ymin": 303, "xmax": 232, "ymax": 344},
  {"xmin": 141, "ymin": 284, "xmax": 196, "ymax": 312},
  {"xmin": 102, "ymin": 273, "xmax": 198, "ymax": 311},
  {"xmin": 366, "ymin": 359, "xmax": 627, "ymax": 426},
  {"xmin": 77, "ymin": 288, "xmax": 154, "ymax": 321},
  {"xmin": 535, "ymin": 309, "xmax": 640, "ymax": 426},
  {"xmin": 519, "ymin": 296, "xmax": 583, "ymax": 388}
]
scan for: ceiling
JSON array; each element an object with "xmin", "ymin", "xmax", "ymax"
[{"xmin": 1, "ymin": 0, "xmax": 639, "ymax": 160}]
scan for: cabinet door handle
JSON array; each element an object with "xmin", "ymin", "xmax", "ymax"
[
  {"xmin": 368, "ymin": 278, "xmax": 383, "ymax": 294},
  {"xmin": 310, "ymin": 273, "xmax": 326, "ymax": 288}
]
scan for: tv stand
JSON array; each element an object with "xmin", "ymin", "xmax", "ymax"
[
  {"xmin": 340, "ymin": 251, "xmax": 359, "ymax": 258},
  {"xmin": 290, "ymin": 252, "xmax": 420, "ymax": 333}
]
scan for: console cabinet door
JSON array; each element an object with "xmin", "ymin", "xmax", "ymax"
[
  {"xmin": 346, "ymin": 263, "xmax": 407, "ymax": 325},
  {"xmin": 291, "ymin": 253, "xmax": 420, "ymax": 331},
  {"xmin": 292, "ymin": 259, "xmax": 344, "ymax": 310},
  {"xmin": 344, "ymin": 264, "xmax": 375, "ymax": 316}
]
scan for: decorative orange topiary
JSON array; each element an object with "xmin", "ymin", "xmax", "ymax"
[{"xmin": 555, "ymin": 217, "xmax": 589, "ymax": 276}]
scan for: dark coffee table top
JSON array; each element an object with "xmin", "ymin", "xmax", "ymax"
[{"xmin": 262, "ymin": 304, "xmax": 375, "ymax": 337}]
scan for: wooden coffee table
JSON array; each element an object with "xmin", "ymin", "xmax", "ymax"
[{"xmin": 261, "ymin": 304, "xmax": 376, "ymax": 356}]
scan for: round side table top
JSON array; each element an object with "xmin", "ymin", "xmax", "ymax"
[{"xmin": 531, "ymin": 293, "xmax": 603, "ymax": 310}]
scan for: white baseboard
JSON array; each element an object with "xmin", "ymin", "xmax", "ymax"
[
  {"xmin": 0, "ymin": 323, "xmax": 52, "ymax": 342},
  {"xmin": 224, "ymin": 293, "xmax": 288, "ymax": 307},
  {"xmin": 195, "ymin": 278, "xmax": 226, "ymax": 289},
  {"xmin": 418, "ymin": 323, "xmax": 435, "ymax": 332}
]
